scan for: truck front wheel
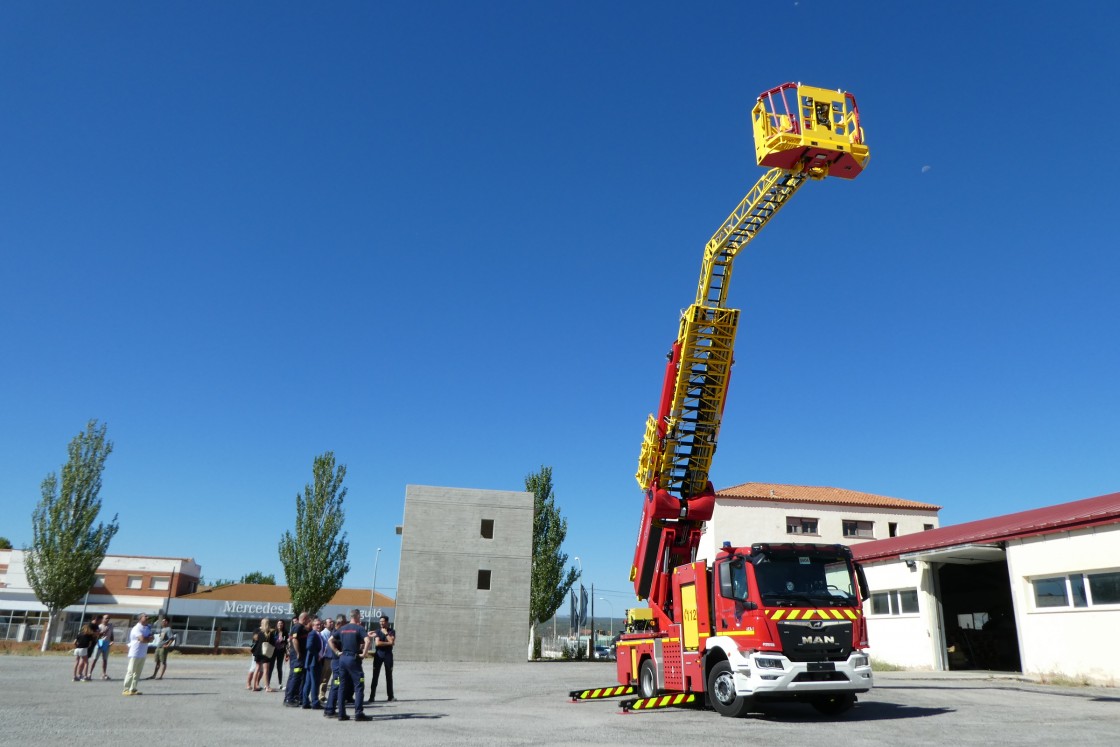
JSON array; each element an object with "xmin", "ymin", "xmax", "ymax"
[
  {"xmin": 638, "ymin": 659, "xmax": 659, "ymax": 698},
  {"xmin": 706, "ymin": 661, "xmax": 752, "ymax": 717}
]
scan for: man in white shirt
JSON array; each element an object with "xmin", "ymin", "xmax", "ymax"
[{"xmin": 122, "ymin": 613, "xmax": 154, "ymax": 695}]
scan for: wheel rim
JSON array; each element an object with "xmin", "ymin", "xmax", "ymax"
[
  {"xmin": 713, "ymin": 670, "xmax": 736, "ymax": 705},
  {"xmin": 641, "ymin": 666, "xmax": 655, "ymax": 696}
]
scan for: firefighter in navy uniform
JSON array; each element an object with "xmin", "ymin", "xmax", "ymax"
[
  {"xmin": 334, "ymin": 609, "xmax": 371, "ymax": 722},
  {"xmin": 323, "ymin": 614, "xmax": 347, "ymax": 717}
]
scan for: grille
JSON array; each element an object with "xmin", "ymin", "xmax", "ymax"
[{"xmin": 776, "ymin": 620, "xmax": 853, "ymax": 663}]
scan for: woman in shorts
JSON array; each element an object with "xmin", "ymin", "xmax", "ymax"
[
  {"xmin": 73, "ymin": 621, "xmax": 96, "ymax": 681},
  {"xmin": 248, "ymin": 617, "xmax": 276, "ymax": 692}
]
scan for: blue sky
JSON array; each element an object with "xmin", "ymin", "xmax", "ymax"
[{"xmin": 3, "ymin": 1, "xmax": 1118, "ymax": 612}]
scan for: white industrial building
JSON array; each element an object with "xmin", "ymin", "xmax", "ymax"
[
  {"xmin": 852, "ymin": 491, "xmax": 1120, "ymax": 685},
  {"xmin": 697, "ymin": 482, "xmax": 940, "ymax": 561}
]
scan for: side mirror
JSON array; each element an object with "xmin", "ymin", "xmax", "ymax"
[{"xmin": 855, "ymin": 563, "xmax": 870, "ymax": 602}]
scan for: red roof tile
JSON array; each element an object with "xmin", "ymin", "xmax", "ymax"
[
  {"xmin": 716, "ymin": 482, "xmax": 941, "ymax": 512},
  {"xmin": 852, "ymin": 490, "xmax": 1120, "ymax": 563}
]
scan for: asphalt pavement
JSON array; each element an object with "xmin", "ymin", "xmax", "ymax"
[{"xmin": 2, "ymin": 654, "xmax": 1118, "ymax": 745}]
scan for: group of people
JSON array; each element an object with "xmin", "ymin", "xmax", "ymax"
[
  {"xmin": 71, "ymin": 612, "xmax": 178, "ymax": 695},
  {"xmin": 247, "ymin": 609, "xmax": 396, "ymax": 722}
]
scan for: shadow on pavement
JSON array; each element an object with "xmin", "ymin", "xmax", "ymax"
[
  {"xmin": 754, "ymin": 701, "xmax": 953, "ymax": 722},
  {"xmin": 878, "ymin": 683, "xmax": 1120, "ymax": 702},
  {"xmin": 124, "ymin": 692, "xmax": 222, "ymax": 697}
]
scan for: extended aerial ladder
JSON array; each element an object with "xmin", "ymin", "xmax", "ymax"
[{"xmin": 630, "ymin": 82, "xmax": 869, "ymax": 633}]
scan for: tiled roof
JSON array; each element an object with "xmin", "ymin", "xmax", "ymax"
[
  {"xmin": 716, "ymin": 482, "xmax": 941, "ymax": 512},
  {"xmin": 178, "ymin": 583, "xmax": 394, "ymax": 607},
  {"xmin": 852, "ymin": 490, "xmax": 1120, "ymax": 563}
]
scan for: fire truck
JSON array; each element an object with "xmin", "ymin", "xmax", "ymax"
[{"xmin": 613, "ymin": 83, "xmax": 873, "ymax": 717}]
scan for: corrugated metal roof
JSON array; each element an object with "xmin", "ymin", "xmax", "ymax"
[
  {"xmin": 852, "ymin": 490, "xmax": 1120, "ymax": 563},
  {"xmin": 178, "ymin": 584, "xmax": 394, "ymax": 607},
  {"xmin": 716, "ymin": 482, "xmax": 941, "ymax": 512}
]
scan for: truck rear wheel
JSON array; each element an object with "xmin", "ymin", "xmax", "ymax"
[
  {"xmin": 638, "ymin": 659, "xmax": 659, "ymax": 699},
  {"xmin": 706, "ymin": 661, "xmax": 751, "ymax": 717},
  {"xmin": 811, "ymin": 693, "xmax": 856, "ymax": 716}
]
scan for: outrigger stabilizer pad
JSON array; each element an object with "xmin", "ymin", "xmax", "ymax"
[
  {"xmin": 569, "ymin": 685, "xmax": 634, "ymax": 702},
  {"xmin": 619, "ymin": 692, "xmax": 700, "ymax": 713}
]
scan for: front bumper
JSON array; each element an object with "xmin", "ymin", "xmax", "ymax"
[{"xmin": 729, "ymin": 651, "xmax": 873, "ymax": 698}]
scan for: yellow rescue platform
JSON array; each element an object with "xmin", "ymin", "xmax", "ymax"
[{"xmin": 753, "ymin": 83, "xmax": 869, "ymax": 179}]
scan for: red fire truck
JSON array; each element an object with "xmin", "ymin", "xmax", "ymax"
[{"xmin": 611, "ymin": 83, "xmax": 873, "ymax": 717}]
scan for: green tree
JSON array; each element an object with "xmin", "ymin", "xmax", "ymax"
[
  {"xmin": 25, "ymin": 420, "xmax": 119, "ymax": 650},
  {"xmin": 202, "ymin": 577, "xmax": 237, "ymax": 588},
  {"xmin": 278, "ymin": 452, "xmax": 350, "ymax": 614},
  {"xmin": 0, "ymin": 537, "xmax": 12, "ymax": 550},
  {"xmin": 240, "ymin": 571, "xmax": 276, "ymax": 585},
  {"xmin": 526, "ymin": 465, "xmax": 579, "ymax": 659}
]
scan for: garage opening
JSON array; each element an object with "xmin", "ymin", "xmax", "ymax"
[{"xmin": 938, "ymin": 560, "xmax": 1021, "ymax": 672}]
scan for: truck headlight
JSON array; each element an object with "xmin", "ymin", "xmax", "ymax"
[
  {"xmin": 851, "ymin": 654, "xmax": 869, "ymax": 668},
  {"xmin": 756, "ymin": 657, "xmax": 784, "ymax": 670}
]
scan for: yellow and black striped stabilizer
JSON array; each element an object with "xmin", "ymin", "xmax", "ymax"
[
  {"xmin": 619, "ymin": 692, "xmax": 700, "ymax": 712},
  {"xmin": 569, "ymin": 685, "xmax": 634, "ymax": 701}
]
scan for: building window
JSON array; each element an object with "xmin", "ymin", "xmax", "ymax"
[
  {"xmin": 477, "ymin": 570, "xmax": 491, "ymax": 590},
  {"xmin": 888, "ymin": 522, "xmax": 898, "ymax": 538},
  {"xmin": 480, "ymin": 519, "xmax": 494, "ymax": 539},
  {"xmin": 126, "ymin": 576, "xmax": 143, "ymax": 590},
  {"xmin": 1089, "ymin": 571, "xmax": 1120, "ymax": 605},
  {"xmin": 869, "ymin": 588, "xmax": 920, "ymax": 616},
  {"xmin": 93, "ymin": 575, "xmax": 106, "ymax": 588},
  {"xmin": 923, "ymin": 524, "xmax": 934, "ymax": 531},
  {"xmin": 150, "ymin": 576, "xmax": 170, "ymax": 591},
  {"xmin": 843, "ymin": 520, "xmax": 874, "ymax": 539},
  {"xmin": 786, "ymin": 517, "xmax": 818, "ymax": 535},
  {"xmin": 1033, "ymin": 571, "xmax": 1120, "ymax": 609},
  {"xmin": 870, "ymin": 592, "xmax": 891, "ymax": 615}
]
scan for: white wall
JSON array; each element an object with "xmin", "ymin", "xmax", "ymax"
[
  {"xmin": 1006, "ymin": 525, "xmax": 1120, "ymax": 685},
  {"xmin": 860, "ymin": 559, "xmax": 938, "ymax": 669}
]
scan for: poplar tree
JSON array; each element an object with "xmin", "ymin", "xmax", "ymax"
[
  {"xmin": 278, "ymin": 452, "xmax": 350, "ymax": 614},
  {"xmin": 526, "ymin": 465, "xmax": 580, "ymax": 659},
  {"xmin": 26, "ymin": 420, "xmax": 119, "ymax": 650}
]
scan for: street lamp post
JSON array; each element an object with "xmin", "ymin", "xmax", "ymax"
[{"xmin": 368, "ymin": 548, "xmax": 382, "ymax": 620}]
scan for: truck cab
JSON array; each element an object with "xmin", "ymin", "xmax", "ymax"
[{"xmin": 616, "ymin": 542, "xmax": 873, "ymax": 717}]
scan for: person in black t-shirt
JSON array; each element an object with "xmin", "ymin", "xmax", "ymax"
[
  {"xmin": 283, "ymin": 612, "xmax": 310, "ymax": 706},
  {"xmin": 367, "ymin": 615, "xmax": 396, "ymax": 703}
]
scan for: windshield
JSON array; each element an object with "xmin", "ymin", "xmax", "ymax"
[{"xmin": 754, "ymin": 553, "xmax": 858, "ymax": 607}]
